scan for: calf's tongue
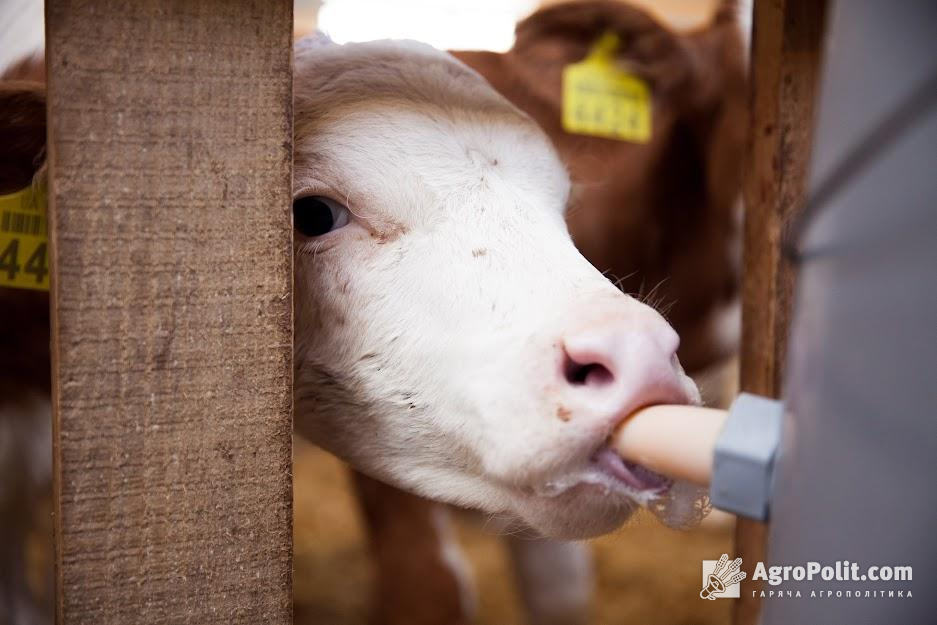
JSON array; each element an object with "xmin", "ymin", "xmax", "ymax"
[
  {"xmin": 592, "ymin": 445, "xmax": 713, "ymax": 529},
  {"xmin": 591, "ymin": 447, "xmax": 671, "ymax": 492},
  {"xmin": 608, "ymin": 403, "xmax": 724, "ymax": 529}
]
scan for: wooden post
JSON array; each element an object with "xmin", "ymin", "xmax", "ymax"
[
  {"xmin": 45, "ymin": 1, "xmax": 294, "ymax": 623},
  {"xmin": 736, "ymin": 1, "xmax": 826, "ymax": 623}
]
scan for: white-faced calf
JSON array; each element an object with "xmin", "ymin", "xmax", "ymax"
[{"xmin": 291, "ymin": 40, "xmax": 699, "ymax": 540}]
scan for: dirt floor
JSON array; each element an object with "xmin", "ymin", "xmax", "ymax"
[{"xmin": 293, "ymin": 440, "xmax": 735, "ymax": 625}]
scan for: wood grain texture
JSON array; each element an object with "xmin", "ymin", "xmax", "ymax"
[
  {"xmin": 735, "ymin": 1, "xmax": 826, "ymax": 623},
  {"xmin": 45, "ymin": 1, "xmax": 293, "ymax": 623}
]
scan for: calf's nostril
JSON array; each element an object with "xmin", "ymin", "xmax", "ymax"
[{"xmin": 563, "ymin": 353, "xmax": 614, "ymax": 388}]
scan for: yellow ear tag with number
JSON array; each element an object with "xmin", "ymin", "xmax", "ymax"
[
  {"xmin": 562, "ymin": 32, "xmax": 652, "ymax": 143},
  {"xmin": 0, "ymin": 183, "xmax": 49, "ymax": 291}
]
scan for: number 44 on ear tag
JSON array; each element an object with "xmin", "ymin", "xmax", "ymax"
[
  {"xmin": 562, "ymin": 32, "xmax": 652, "ymax": 143},
  {"xmin": 0, "ymin": 183, "xmax": 50, "ymax": 291}
]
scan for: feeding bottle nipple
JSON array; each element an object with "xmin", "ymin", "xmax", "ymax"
[
  {"xmin": 612, "ymin": 404, "xmax": 728, "ymax": 486},
  {"xmin": 612, "ymin": 394, "xmax": 785, "ymax": 522}
]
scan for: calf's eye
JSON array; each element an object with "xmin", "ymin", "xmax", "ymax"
[{"xmin": 293, "ymin": 196, "xmax": 350, "ymax": 237}]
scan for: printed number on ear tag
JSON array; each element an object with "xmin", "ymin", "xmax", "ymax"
[
  {"xmin": 0, "ymin": 184, "xmax": 49, "ymax": 291},
  {"xmin": 562, "ymin": 33, "xmax": 652, "ymax": 143}
]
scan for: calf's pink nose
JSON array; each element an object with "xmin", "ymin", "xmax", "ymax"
[{"xmin": 560, "ymin": 315, "xmax": 687, "ymax": 416}]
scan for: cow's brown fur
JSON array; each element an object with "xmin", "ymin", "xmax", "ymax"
[
  {"xmin": 0, "ymin": 82, "xmax": 49, "ymax": 397},
  {"xmin": 352, "ymin": 472, "xmax": 471, "ymax": 625}
]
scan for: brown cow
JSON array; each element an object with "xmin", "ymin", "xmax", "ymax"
[
  {"xmin": 455, "ymin": 0, "xmax": 746, "ymax": 374},
  {"xmin": 0, "ymin": 80, "xmax": 53, "ymax": 625}
]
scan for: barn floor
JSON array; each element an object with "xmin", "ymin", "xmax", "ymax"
[{"xmin": 293, "ymin": 440, "xmax": 734, "ymax": 625}]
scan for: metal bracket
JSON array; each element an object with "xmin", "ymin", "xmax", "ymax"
[{"xmin": 711, "ymin": 393, "xmax": 784, "ymax": 521}]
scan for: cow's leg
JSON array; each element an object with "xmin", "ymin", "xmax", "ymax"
[
  {"xmin": 351, "ymin": 470, "xmax": 475, "ymax": 625},
  {"xmin": 506, "ymin": 536, "xmax": 593, "ymax": 625},
  {"xmin": 0, "ymin": 392, "xmax": 53, "ymax": 625}
]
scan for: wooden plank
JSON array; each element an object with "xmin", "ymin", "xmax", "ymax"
[
  {"xmin": 735, "ymin": 1, "xmax": 827, "ymax": 623},
  {"xmin": 45, "ymin": 1, "xmax": 294, "ymax": 623}
]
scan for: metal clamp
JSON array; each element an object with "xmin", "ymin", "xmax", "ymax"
[{"xmin": 711, "ymin": 393, "xmax": 784, "ymax": 521}]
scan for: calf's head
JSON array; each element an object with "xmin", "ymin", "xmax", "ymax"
[{"xmin": 292, "ymin": 41, "xmax": 700, "ymax": 539}]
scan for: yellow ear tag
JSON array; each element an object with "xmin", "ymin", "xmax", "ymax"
[
  {"xmin": 562, "ymin": 32, "xmax": 652, "ymax": 143},
  {"xmin": 0, "ymin": 183, "xmax": 49, "ymax": 291}
]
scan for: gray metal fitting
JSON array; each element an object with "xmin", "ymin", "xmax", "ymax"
[{"xmin": 711, "ymin": 393, "xmax": 784, "ymax": 521}]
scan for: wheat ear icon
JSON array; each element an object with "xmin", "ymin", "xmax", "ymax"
[{"xmin": 701, "ymin": 554, "xmax": 746, "ymax": 600}]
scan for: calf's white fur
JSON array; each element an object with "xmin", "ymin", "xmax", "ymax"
[{"xmin": 292, "ymin": 39, "xmax": 698, "ymax": 540}]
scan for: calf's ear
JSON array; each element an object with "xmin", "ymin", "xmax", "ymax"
[
  {"xmin": 0, "ymin": 81, "xmax": 47, "ymax": 194},
  {"xmin": 511, "ymin": 0, "xmax": 747, "ymax": 106},
  {"xmin": 511, "ymin": 1, "xmax": 692, "ymax": 95},
  {"xmin": 514, "ymin": 1, "xmax": 662, "ymax": 53}
]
